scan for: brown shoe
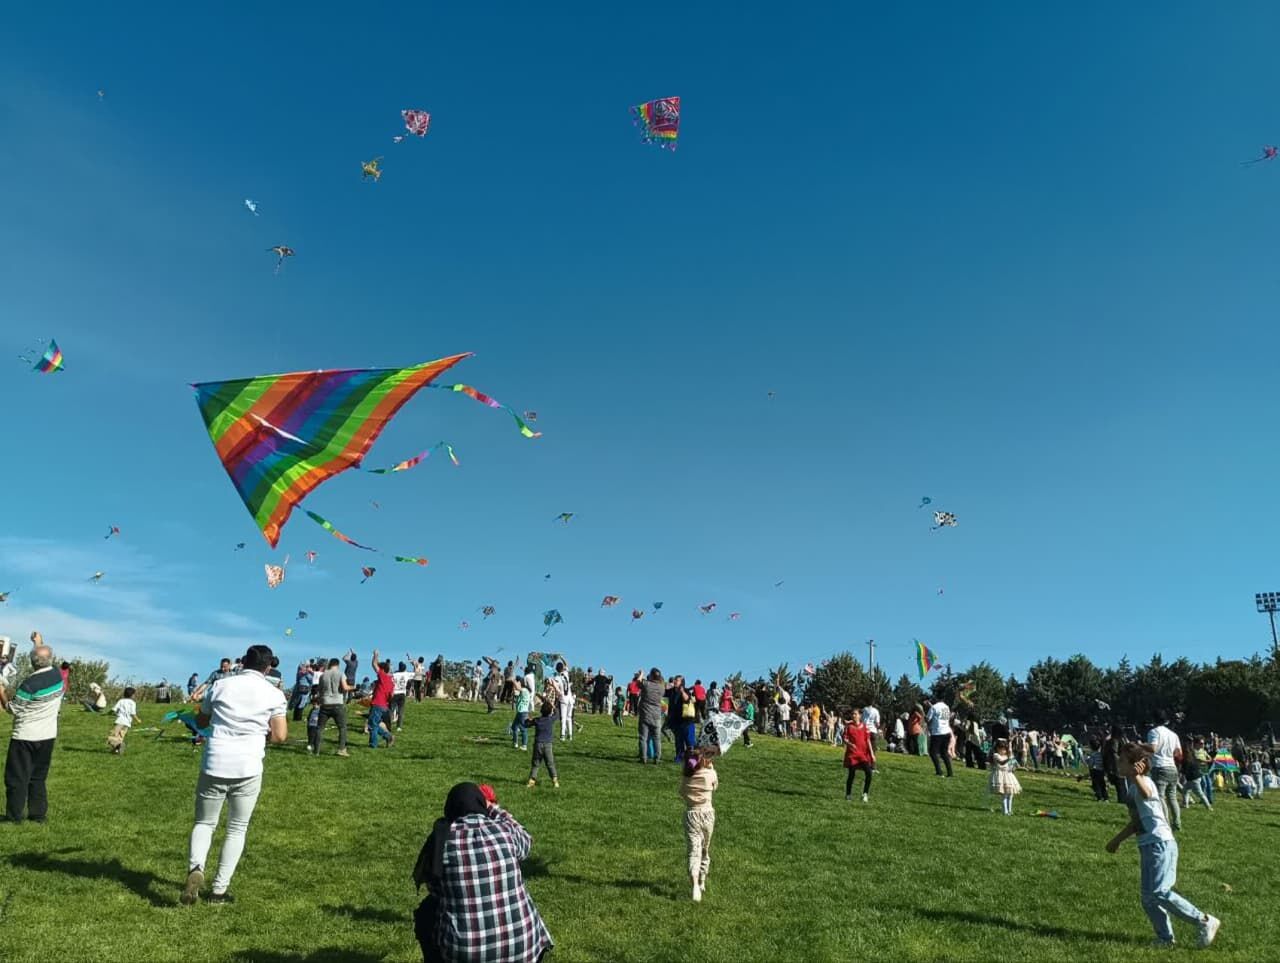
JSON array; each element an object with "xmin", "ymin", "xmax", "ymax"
[{"xmin": 180, "ymin": 867, "xmax": 204, "ymax": 906}]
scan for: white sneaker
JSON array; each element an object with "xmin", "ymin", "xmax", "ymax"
[
  {"xmin": 862, "ymin": 793, "xmax": 869, "ymax": 804},
  {"xmin": 692, "ymin": 883, "xmax": 702, "ymax": 903},
  {"xmin": 1198, "ymin": 915, "xmax": 1220, "ymax": 948}
]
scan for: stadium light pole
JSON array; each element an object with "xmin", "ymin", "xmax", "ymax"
[{"xmin": 1254, "ymin": 592, "xmax": 1280, "ymax": 659}]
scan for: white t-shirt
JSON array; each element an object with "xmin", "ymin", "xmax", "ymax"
[
  {"xmin": 200, "ymin": 670, "xmax": 287, "ymax": 779},
  {"xmin": 926, "ymin": 702, "xmax": 952, "ymax": 736},
  {"xmin": 523, "ymin": 671, "xmax": 536, "ymax": 693},
  {"xmin": 863, "ymin": 705, "xmax": 881, "ymax": 733},
  {"xmin": 472, "ymin": 664, "xmax": 483, "ymax": 682},
  {"xmin": 778, "ymin": 700, "xmax": 791, "ymax": 722},
  {"xmin": 113, "ymin": 698, "xmax": 137, "ymax": 727},
  {"xmin": 392, "ymin": 671, "xmax": 412, "ymax": 696},
  {"xmin": 1145, "ymin": 725, "xmax": 1181, "ymax": 769}
]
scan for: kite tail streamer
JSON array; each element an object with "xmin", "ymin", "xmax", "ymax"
[
  {"xmin": 365, "ymin": 441, "xmax": 459, "ymax": 474},
  {"xmin": 304, "ymin": 510, "xmax": 378, "ymax": 551},
  {"xmin": 394, "ymin": 555, "xmax": 429, "ymax": 566},
  {"xmin": 432, "ymin": 383, "xmax": 542, "ymax": 438}
]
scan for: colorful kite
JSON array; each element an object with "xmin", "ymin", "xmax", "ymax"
[
  {"xmin": 915, "ymin": 639, "xmax": 940, "ymax": 680},
  {"xmin": 1032, "ymin": 810, "xmax": 1061, "ymax": 819},
  {"xmin": 631, "ymin": 609, "xmax": 645, "ymax": 622},
  {"xmin": 932, "ymin": 511, "xmax": 957, "ymax": 530},
  {"xmin": 244, "ymin": 199, "xmax": 259, "ymax": 216},
  {"xmin": 365, "ymin": 441, "xmax": 459, "ymax": 474},
  {"xmin": 432, "ymin": 383, "xmax": 541, "ymax": 438},
  {"xmin": 361, "ymin": 157, "xmax": 383, "ymax": 181},
  {"xmin": 803, "ymin": 663, "xmax": 816, "ymax": 676},
  {"xmin": 305, "ymin": 511, "xmax": 377, "ymax": 551},
  {"xmin": 89, "ymin": 571, "xmax": 105, "ymax": 583},
  {"xmin": 395, "ymin": 555, "xmax": 428, "ymax": 566},
  {"xmin": 542, "ymin": 609, "xmax": 563, "ymax": 636},
  {"xmin": 1243, "ymin": 145, "xmax": 1278, "ymax": 166},
  {"xmin": 555, "ymin": 513, "xmax": 575, "ymax": 524},
  {"xmin": 957, "ymin": 680, "xmax": 976, "ymax": 705},
  {"xmin": 480, "ymin": 605, "xmax": 496, "ymax": 619},
  {"xmin": 631, "ymin": 96, "xmax": 680, "ymax": 150},
  {"xmin": 360, "ymin": 566, "xmax": 376, "ymax": 583},
  {"xmin": 727, "ymin": 612, "xmax": 741, "ymax": 622},
  {"xmin": 305, "ymin": 550, "xmax": 317, "ymax": 564},
  {"xmin": 284, "ymin": 627, "xmax": 294, "ymax": 637},
  {"xmin": 459, "ymin": 620, "xmax": 470, "ymax": 631},
  {"xmin": 1211, "ymin": 749, "xmax": 1240, "ymax": 773},
  {"xmin": 22, "ymin": 340, "xmax": 64, "ymax": 374},
  {"xmin": 263, "ymin": 560, "xmax": 286, "ymax": 591},
  {"xmin": 268, "ymin": 245, "xmax": 294, "ymax": 274},
  {"xmin": 600, "ymin": 595, "xmax": 621, "ymax": 608},
  {"xmin": 104, "ymin": 526, "xmax": 120, "ymax": 540},
  {"xmin": 192, "ymin": 353, "xmax": 538, "ymax": 547},
  {"xmin": 400, "ymin": 109, "xmax": 430, "ymax": 139},
  {"xmin": 699, "ymin": 602, "xmax": 717, "ymax": 616}
]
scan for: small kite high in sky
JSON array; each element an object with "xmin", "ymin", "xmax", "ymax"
[
  {"xmin": 234, "ymin": 542, "xmax": 245, "ymax": 551},
  {"xmin": 554, "ymin": 513, "xmax": 575, "ymax": 524},
  {"xmin": 398, "ymin": 109, "xmax": 430, "ymax": 141},
  {"xmin": 360, "ymin": 566, "xmax": 376, "ymax": 583},
  {"xmin": 1242, "ymin": 145, "xmax": 1278, "ymax": 165},
  {"xmin": 264, "ymin": 561, "xmax": 286, "ymax": 589},
  {"xmin": 105, "ymin": 526, "xmax": 120, "ymax": 540},
  {"xmin": 97, "ymin": 89, "xmax": 105, "ymax": 100},
  {"xmin": 267, "ymin": 246, "xmax": 294, "ymax": 274},
  {"xmin": 631, "ymin": 96, "xmax": 680, "ymax": 150},
  {"xmin": 459, "ymin": 620, "xmax": 470, "ymax": 631},
  {"xmin": 600, "ymin": 595, "xmax": 621, "ymax": 608},
  {"xmin": 244, "ymin": 199, "xmax": 259, "ymax": 216},
  {"xmin": 480, "ymin": 605, "xmax": 496, "ymax": 619},
  {"xmin": 727, "ymin": 612, "xmax": 741, "ymax": 622},
  {"xmin": 361, "ymin": 157, "xmax": 383, "ymax": 181},
  {"xmin": 89, "ymin": 571, "xmax": 105, "ymax": 583},
  {"xmin": 919, "ymin": 497, "xmax": 932, "ymax": 509},
  {"xmin": 932, "ymin": 511, "xmax": 957, "ymax": 530},
  {"xmin": 297, "ymin": 610, "xmax": 308, "ymax": 620},
  {"xmin": 631, "ymin": 609, "xmax": 644, "ymax": 622},
  {"xmin": 699, "ymin": 602, "xmax": 717, "ymax": 616},
  {"xmin": 191, "ymin": 353, "xmax": 535, "ymax": 549},
  {"xmin": 652, "ymin": 601, "xmax": 664, "ymax": 612},
  {"xmin": 542, "ymin": 609, "xmax": 563, "ymax": 636},
  {"xmin": 21, "ymin": 339, "xmax": 64, "ymax": 374},
  {"xmin": 305, "ymin": 550, "xmax": 317, "ymax": 564},
  {"xmin": 0, "ymin": 591, "xmax": 11, "ymax": 603}
]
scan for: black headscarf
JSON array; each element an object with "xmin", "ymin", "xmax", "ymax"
[{"xmin": 413, "ymin": 782, "xmax": 489, "ymax": 892}]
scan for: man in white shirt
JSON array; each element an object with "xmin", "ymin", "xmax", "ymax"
[
  {"xmin": 552, "ymin": 662, "xmax": 574, "ymax": 740},
  {"xmin": 181, "ymin": 644, "xmax": 287, "ymax": 905},
  {"xmin": 863, "ymin": 704, "xmax": 881, "ymax": 749},
  {"xmin": 926, "ymin": 698, "xmax": 954, "ymax": 777},
  {"xmin": 2, "ymin": 633, "xmax": 63, "ymax": 823},
  {"xmin": 1144, "ymin": 715, "xmax": 1183, "ymax": 831},
  {"xmin": 390, "ymin": 662, "xmax": 413, "ymax": 731},
  {"xmin": 470, "ymin": 660, "xmax": 483, "ymax": 702}
]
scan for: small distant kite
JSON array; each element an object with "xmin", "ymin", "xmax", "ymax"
[
  {"xmin": 360, "ymin": 566, "xmax": 376, "ymax": 584},
  {"xmin": 914, "ymin": 639, "xmax": 940, "ymax": 680},
  {"xmin": 459, "ymin": 620, "xmax": 471, "ymax": 631},
  {"xmin": 480, "ymin": 605, "xmax": 496, "ymax": 619},
  {"xmin": 1242, "ymin": 145, "xmax": 1279, "ymax": 166},
  {"xmin": 264, "ymin": 561, "xmax": 286, "ymax": 589},
  {"xmin": 773, "ymin": 581, "xmax": 785, "ymax": 589},
  {"xmin": 395, "ymin": 555, "xmax": 428, "ymax": 566},
  {"xmin": 361, "ymin": 157, "xmax": 383, "ymax": 181},
  {"xmin": 370, "ymin": 500, "xmax": 381, "ymax": 511},
  {"xmin": 523, "ymin": 411, "xmax": 538, "ymax": 423},
  {"xmin": 234, "ymin": 542, "xmax": 246, "ymax": 551},
  {"xmin": 699, "ymin": 602, "xmax": 717, "ymax": 616},
  {"xmin": 600, "ymin": 595, "xmax": 621, "ymax": 608},
  {"xmin": 20, "ymin": 339, "xmax": 64, "ymax": 374},
  {"xmin": 803, "ymin": 663, "xmax": 816, "ymax": 676},
  {"xmin": 104, "ymin": 526, "xmax": 120, "ymax": 540},
  {"xmin": 937, "ymin": 587, "xmax": 945, "ymax": 596},
  {"xmin": 399, "ymin": 109, "xmax": 430, "ymax": 140},
  {"xmin": 767, "ymin": 391, "xmax": 775, "ymax": 400},
  {"xmin": 631, "ymin": 96, "xmax": 680, "ymax": 150},
  {"xmin": 97, "ymin": 89, "xmax": 105, "ymax": 100},
  {"xmin": 267, "ymin": 245, "xmax": 294, "ymax": 274},
  {"xmin": 631, "ymin": 609, "xmax": 644, "ymax": 622},
  {"xmin": 932, "ymin": 511, "xmax": 957, "ymax": 530},
  {"xmin": 919, "ymin": 497, "xmax": 932, "ymax": 509},
  {"xmin": 0, "ymin": 591, "xmax": 11, "ymax": 603},
  {"xmin": 555, "ymin": 513, "xmax": 575, "ymax": 524},
  {"xmin": 305, "ymin": 551, "xmax": 317, "ymax": 564},
  {"xmin": 89, "ymin": 571, "xmax": 105, "ymax": 583},
  {"xmin": 284, "ymin": 627, "xmax": 293, "ymax": 637},
  {"xmin": 727, "ymin": 612, "xmax": 741, "ymax": 622},
  {"xmin": 542, "ymin": 609, "xmax": 563, "ymax": 636},
  {"xmin": 652, "ymin": 601, "xmax": 664, "ymax": 612},
  {"xmin": 244, "ymin": 199, "xmax": 259, "ymax": 216},
  {"xmin": 544, "ymin": 574, "xmax": 552, "ymax": 580}
]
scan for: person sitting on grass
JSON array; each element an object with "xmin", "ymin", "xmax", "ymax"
[
  {"xmin": 681, "ymin": 747, "xmax": 718, "ymax": 902},
  {"xmin": 107, "ymin": 686, "xmax": 140, "ymax": 754},
  {"xmin": 412, "ymin": 782, "xmax": 553, "ymax": 963},
  {"xmin": 82, "ymin": 682, "xmax": 107, "ymax": 713},
  {"xmin": 525, "ymin": 700, "xmax": 559, "ymax": 788},
  {"xmin": 1106, "ymin": 742, "xmax": 1220, "ymax": 949}
]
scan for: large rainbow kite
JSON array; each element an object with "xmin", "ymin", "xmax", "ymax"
[
  {"xmin": 192, "ymin": 354, "xmax": 537, "ymax": 548},
  {"xmin": 915, "ymin": 639, "xmax": 940, "ymax": 680}
]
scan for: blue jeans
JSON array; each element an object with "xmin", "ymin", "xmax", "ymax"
[
  {"xmin": 1201, "ymin": 773, "xmax": 1214, "ymax": 804},
  {"xmin": 369, "ymin": 706, "xmax": 390, "ymax": 747},
  {"xmin": 511, "ymin": 712, "xmax": 528, "ymax": 747},
  {"xmin": 1139, "ymin": 839, "xmax": 1204, "ymax": 943}
]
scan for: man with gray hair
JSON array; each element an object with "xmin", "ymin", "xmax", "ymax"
[{"xmin": 1, "ymin": 631, "xmax": 64, "ymax": 823}]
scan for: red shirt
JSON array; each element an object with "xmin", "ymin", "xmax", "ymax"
[
  {"xmin": 843, "ymin": 722, "xmax": 873, "ymax": 767},
  {"xmin": 627, "ymin": 680, "xmax": 641, "ymax": 696},
  {"xmin": 719, "ymin": 690, "xmax": 734, "ymax": 712},
  {"xmin": 371, "ymin": 668, "xmax": 394, "ymax": 709},
  {"xmin": 693, "ymin": 684, "xmax": 707, "ymax": 702}
]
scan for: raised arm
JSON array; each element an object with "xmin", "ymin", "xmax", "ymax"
[{"xmin": 371, "ymin": 648, "xmax": 381, "ymax": 673}]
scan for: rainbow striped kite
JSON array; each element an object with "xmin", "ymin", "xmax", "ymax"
[
  {"xmin": 31, "ymin": 339, "xmax": 64, "ymax": 373},
  {"xmin": 631, "ymin": 96, "xmax": 680, "ymax": 150},
  {"xmin": 915, "ymin": 639, "xmax": 940, "ymax": 680},
  {"xmin": 1210, "ymin": 748, "xmax": 1239, "ymax": 773}
]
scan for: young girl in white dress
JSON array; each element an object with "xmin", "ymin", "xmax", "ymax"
[{"xmin": 989, "ymin": 738, "xmax": 1022, "ymax": 815}]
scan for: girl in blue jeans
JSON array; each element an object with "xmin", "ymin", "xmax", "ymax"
[
  {"xmin": 510, "ymin": 681, "xmax": 531, "ymax": 749},
  {"xmin": 1107, "ymin": 743, "xmax": 1220, "ymax": 948}
]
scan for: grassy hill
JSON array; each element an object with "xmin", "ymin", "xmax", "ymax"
[{"xmin": 1, "ymin": 698, "xmax": 1273, "ymax": 961}]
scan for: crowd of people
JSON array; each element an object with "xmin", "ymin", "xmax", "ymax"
[{"xmin": 7, "ymin": 632, "xmax": 1277, "ymax": 958}]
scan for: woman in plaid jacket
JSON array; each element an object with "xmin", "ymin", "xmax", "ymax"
[{"xmin": 413, "ymin": 783, "xmax": 553, "ymax": 963}]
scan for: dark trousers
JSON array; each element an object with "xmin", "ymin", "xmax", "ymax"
[
  {"xmin": 674, "ymin": 720, "xmax": 691, "ymax": 760},
  {"xmin": 5, "ymin": 738, "xmax": 54, "ymax": 822},
  {"xmin": 742, "ymin": 727, "xmax": 752, "ymax": 747},
  {"xmin": 964, "ymin": 742, "xmax": 987, "ymax": 769},
  {"xmin": 312, "ymin": 703, "xmax": 348, "ymax": 752},
  {"xmin": 530, "ymin": 742, "xmax": 558, "ymax": 781},
  {"xmin": 390, "ymin": 694, "xmax": 406, "ymax": 727},
  {"xmin": 1090, "ymin": 768, "xmax": 1109, "ymax": 801},
  {"xmin": 290, "ymin": 686, "xmax": 310, "ymax": 721},
  {"xmin": 1109, "ymin": 773, "xmax": 1128, "ymax": 804},
  {"xmin": 928, "ymin": 734, "xmax": 953, "ymax": 776},
  {"xmin": 846, "ymin": 762, "xmax": 873, "ymax": 797},
  {"xmin": 410, "ymin": 679, "xmax": 423, "ymax": 702},
  {"xmin": 695, "ymin": 700, "xmax": 707, "ymax": 722}
]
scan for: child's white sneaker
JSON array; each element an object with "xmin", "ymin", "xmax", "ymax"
[
  {"xmin": 692, "ymin": 882, "xmax": 702, "ymax": 903},
  {"xmin": 1198, "ymin": 915, "xmax": 1220, "ymax": 948},
  {"xmin": 862, "ymin": 793, "xmax": 869, "ymax": 803}
]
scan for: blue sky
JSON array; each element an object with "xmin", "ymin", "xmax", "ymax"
[{"xmin": 3, "ymin": 4, "xmax": 1280, "ymax": 685}]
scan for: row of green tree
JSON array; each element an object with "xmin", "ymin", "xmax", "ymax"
[{"xmin": 719, "ymin": 651, "xmax": 1280, "ymax": 738}]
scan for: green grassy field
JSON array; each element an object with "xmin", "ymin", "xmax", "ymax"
[{"xmin": 1, "ymin": 698, "xmax": 1274, "ymax": 962}]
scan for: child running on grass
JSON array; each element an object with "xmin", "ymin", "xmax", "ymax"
[
  {"xmin": 842, "ymin": 708, "xmax": 875, "ymax": 803},
  {"xmin": 107, "ymin": 686, "xmax": 140, "ymax": 754},
  {"xmin": 525, "ymin": 701, "xmax": 559, "ymax": 788},
  {"xmin": 988, "ymin": 738, "xmax": 1021, "ymax": 815},
  {"xmin": 612, "ymin": 686, "xmax": 625, "ymax": 726},
  {"xmin": 681, "ymin": 747, "xmax": 718, "ymax": 902},
  {"xmin": 306, "ymin": 693, "xmax": 322, "ymax": 754},
  {"xmin": 1106, "ymin": 743, "xmax": 1220, "ymax": 948}
]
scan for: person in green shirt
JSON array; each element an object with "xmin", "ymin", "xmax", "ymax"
[
  {"xmin": 740, "ymin": 698, "xmax": 754, "ymax": 748},
  {"xmin": 511, "ymin": 680, "xmax": 533, "ymax": 750}
]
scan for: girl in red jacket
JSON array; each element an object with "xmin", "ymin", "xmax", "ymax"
[{"xmin": 843, "ymin": 708, "xmax": 876, "ymax": 803}]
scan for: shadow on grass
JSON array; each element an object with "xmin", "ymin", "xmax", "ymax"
[
  {"xmin": 228, "ymin": 950, "xmax": 387, "ymax": 963},
  {"xmin": 321, "ymin": 904, "xmax": 405, "ymax": 924},
  {"xmin": 520, "ymin": 855, "xmax": 667, "ymax": 897},
  {"xmin": 7, "ymin": 851, "xmax": 170, "ymax": 907},
  {"xmin": 910, "ymin": 907, "xmax": 1147, "ymax": 946}
]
